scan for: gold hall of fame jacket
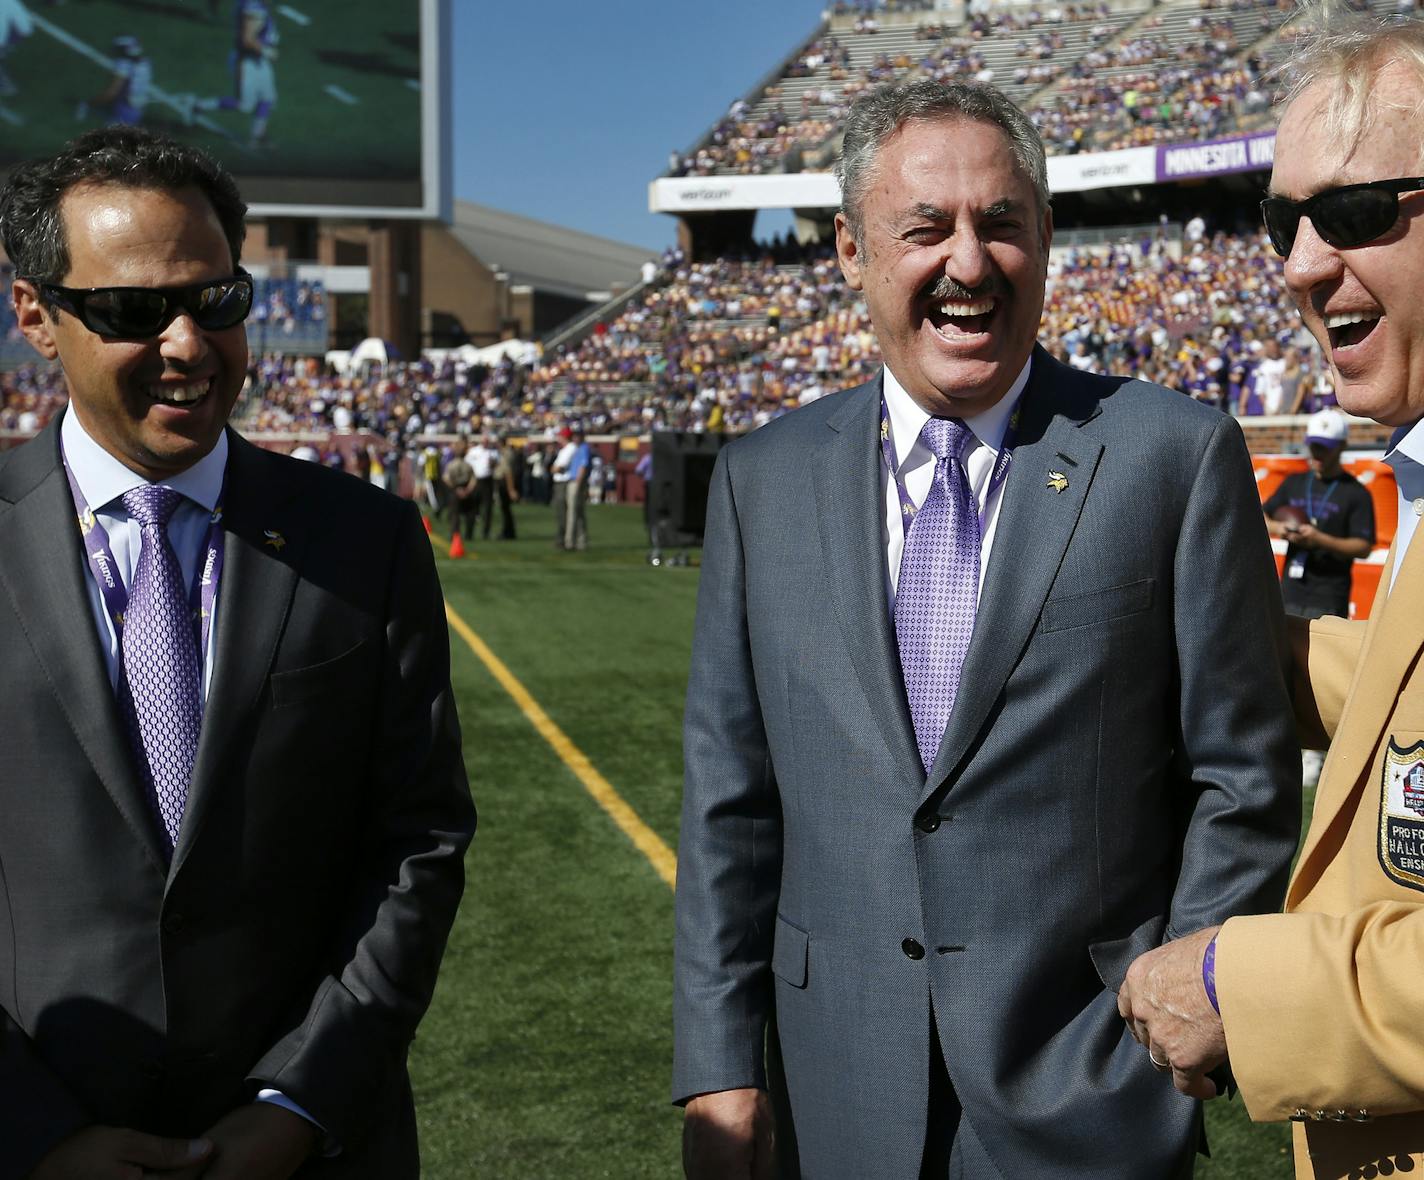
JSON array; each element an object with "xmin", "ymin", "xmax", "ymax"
[{"xmin": 1217, "ymin": 527, "xmax": 1424, "ymax": 1179}]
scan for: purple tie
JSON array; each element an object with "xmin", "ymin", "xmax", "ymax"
[
  {"xmin": 895, "ymin": 417, "xmax": 981, "ymax": 773},
  {"xmin": 120, "ymin": 485, "xmax": 202, "ymax": 854}
]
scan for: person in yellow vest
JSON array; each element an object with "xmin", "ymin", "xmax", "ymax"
[{"xmin": 1117, "ymin": 8, "xmax": 1424, "ymax": 1176}]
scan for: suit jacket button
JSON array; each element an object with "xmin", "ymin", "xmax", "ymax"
[
  {"xmin": 902, "ymin": 938, "xmax": 925, "ymax": 960},
  {"xmin": 917, "ymin": 814, "xmax": 941, "ymax": 834},
  {"xmin": 162, "ymin": 912, "xmax": 186, "ymax": 936},
  {"xmin": 141, "ymin": 1059, "xmax": 165, "ymax": 1081}
]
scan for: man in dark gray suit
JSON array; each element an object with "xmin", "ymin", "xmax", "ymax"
[
  {"xmin": 0, "ymin": 127, "xmax": 473, "ymax": 1178},
  {"xmin": 673, "ymin": 80, "xmax": 1300, "ymax": 1178}
]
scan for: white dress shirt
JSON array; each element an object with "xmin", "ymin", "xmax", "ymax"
[
  {"xmin": 881, "ymin": 358, "xmax": 1032, "ymax": 607},
  {"xmin": 1386, "ymin": 418, "xmax": 1424, "ymax": 591},
  {"xmin": 61, "ymin": 407, "xmax": 226, "ymax": 699},
  {"xmin": 59, "ymin": 408, "xmax": 327, "ymax": 1143}
]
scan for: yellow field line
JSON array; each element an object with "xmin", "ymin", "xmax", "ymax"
[{"xmin": 443, "ymin": 600, "xmax": 678, "ymax": 890}]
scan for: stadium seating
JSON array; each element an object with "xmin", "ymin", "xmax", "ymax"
[
  {"xmin": 672, "ymin": 0, "xmax": 1294, "ymax": 178},
  {"xmin": 670, "ymin": 0, "xmax": 1397, "ymax": 179},
  {"xmin": 0, "ymin": 227, "xmax": 1347, "ymax": 440}
]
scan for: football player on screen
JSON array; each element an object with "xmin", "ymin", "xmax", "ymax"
[
  {"xmin": 195, "ymin": 0, "xmax": 278, "ymax": 147},
  {"xmin": 77, "ymin": 36, "xmax": 153, "ymax": 126}
]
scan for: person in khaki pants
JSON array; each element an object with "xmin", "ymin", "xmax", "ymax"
[{"xmin": 1119, "ymin": 8, "xmax": 1424, "ymax": 1177}]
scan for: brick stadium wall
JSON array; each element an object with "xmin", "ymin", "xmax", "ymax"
[{"xmin": 1238, "ymin": 414, "xmax": 1394, "ymax": 454}]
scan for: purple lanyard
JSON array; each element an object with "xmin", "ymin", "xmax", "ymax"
[
  {"xmin": 61, "ymin": 456, "xmax": 227, "ymax": 664},
  {"xmin": 880, "ymin": 395, "xmax": 1018, "ymax": 538}
]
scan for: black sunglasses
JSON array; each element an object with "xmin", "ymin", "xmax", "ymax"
[
  {"xmin": 1260, "ymin": 177, "xmax": 1424, "ymax": 257},
  {"xmin": 32, "ymin": 272, "xmax": 253, "ymax": 338}
]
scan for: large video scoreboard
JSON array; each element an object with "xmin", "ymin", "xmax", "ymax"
[{"xmin": 0, "ymin": 0, "xmax": 449, "ymax": 219}]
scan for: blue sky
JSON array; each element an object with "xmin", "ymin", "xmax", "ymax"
[{"xmin": 452, "ymin": 1, "xmax": 828, "ymax": 252}]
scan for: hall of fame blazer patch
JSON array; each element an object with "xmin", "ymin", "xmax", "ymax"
[{"xmin": 1380, "ymin": 737, "xmax": 1424, "ymax": 891}]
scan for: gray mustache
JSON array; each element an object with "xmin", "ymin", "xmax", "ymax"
[{"xmin": 925, "ymin": 276, "xmax": 997, "ymax": 303}]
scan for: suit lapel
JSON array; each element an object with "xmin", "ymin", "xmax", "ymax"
[
  {"xmin": 922, "ymin": 350, "xmax": 1104, "ymax": 800},
  {"xmin": 1289, "ymin": 532, "xmax": 1424, "ymax": 903},
  {"xmin": 170, "ymin": 432, "xmax": 302, "ymax": 876},
  {"xmin": 813, "ymin": 378, "xmax": 925, "ymax": 785},
  {"xmin": 0, "ymin": 420, "xmax": 168, "ymax": 872}
]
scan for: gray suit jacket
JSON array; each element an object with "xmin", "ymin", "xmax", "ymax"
[
  {"xmin": 673, "ymin": 349, "xmax": 1300, "ymax": 1178},
  {"xmin": 0, "ymin": 419, "xmax": 475, "ymax": 1179}
]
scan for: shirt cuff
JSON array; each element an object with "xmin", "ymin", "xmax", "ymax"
[{"xmin": 255, "ymin": 1089, "xmax": 340, "ymax": 1157}]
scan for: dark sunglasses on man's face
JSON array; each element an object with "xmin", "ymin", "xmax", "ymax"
[
  {"xmin": 31, "ymin": 272, "xmax": 253, "ymax": 339},
  {"xmin": 1260, "ymin": 177, "xmax": 1424, "ymax": 258}
]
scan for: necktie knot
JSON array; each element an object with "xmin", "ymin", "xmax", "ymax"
[
  {"xmin": 122, "ymin": 485, "xmax": 184, "ymax": 530},
  {"xmin": 920, "ymin": 417, "xmax": 974, "ymax": 464}
]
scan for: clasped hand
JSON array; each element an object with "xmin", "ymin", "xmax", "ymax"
[
  {"xmin": 28, "ymin": 1103, "xmax": 318, "ymax": 1180},
  {"xmin": 1117, "ymin": 925, "xmax": 1228, "ymax": 1100}
]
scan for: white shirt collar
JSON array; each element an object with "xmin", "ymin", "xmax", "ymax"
[
  {"xmin": 60, "ymin": 404, "xmax": 229, "ymax": 514},
  {"xmin": 1387, "ymin": 418, "xmax": 1424, "ymax": 466},
  {"xmin": 882, "ymin": 356, "xmax": 1032, "ymax": 471}
]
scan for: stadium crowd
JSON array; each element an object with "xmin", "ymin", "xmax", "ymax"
[
  {"xmin": 670, "ymin": 0, "xmax": 1294, "ymax": 177},
  {"xmin": 1035, "ymin": 23, "xmax": 1274, "ymax": 151},
  {"xmin": 0, "ymin": 224, "xmax": 1335, "ymax": 444}
]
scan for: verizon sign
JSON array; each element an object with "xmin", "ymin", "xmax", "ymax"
[{"xmin": 649, "ymin": 173, "xmax": 841, "ymax": 212}]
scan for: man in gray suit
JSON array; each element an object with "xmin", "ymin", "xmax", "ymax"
[{"xmin": 673, "ymin": 80, "xmax": 1300, "ymax": 1178}]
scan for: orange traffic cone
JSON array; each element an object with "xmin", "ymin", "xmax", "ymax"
[
  {"xmin": 449, "ymin": 531, "xmax": 466, "ymax": 559},
  {"xmin": 422, "ymin": 515, "xmax": 433, "ymax": 535}
]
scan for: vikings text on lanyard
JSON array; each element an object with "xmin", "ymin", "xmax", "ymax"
[{"xmin": 63, "ymin": 460, "xmax": 226, "ymax": 667}]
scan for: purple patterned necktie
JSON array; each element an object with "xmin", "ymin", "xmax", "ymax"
[
  {"xmin": 120, "ymin": 485, "xmax": 202, "ymax": 854},
  {"xmin": 895, "ymin": 417, "xmax": 981, "ymax": 773}
]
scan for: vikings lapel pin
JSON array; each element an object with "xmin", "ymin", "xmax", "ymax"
[
  {"xmin": 1046, "ymin": 470, "xmax": 1069, "ymax": 494},
  {"xmin": 263, "ymin": 529, "xmax": 286, "ymax": 551}
]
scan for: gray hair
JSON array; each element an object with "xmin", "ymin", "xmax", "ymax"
[
  {"xmin": 834, "ymin": 79, "xmax": 1050, "ymax": 245},
  {"xmin": 1276, "ymin": 1, "xmax": 1424, "ymax": 158}
]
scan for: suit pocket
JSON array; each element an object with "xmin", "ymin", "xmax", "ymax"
[
  {"xmin": 269, "ymin": 640, "xmax": 371, "ymax": 709},
  {"xmin": 1040, "ymin": 578, "xmax": 1155, "ymax": 634},
  {"xmin": 1088, "ymin": 913, "xmax": 1168, "ymax": 992},
  {"xmin": 771, "ymin": 914, "xmax": 809, "ymax": 989}
]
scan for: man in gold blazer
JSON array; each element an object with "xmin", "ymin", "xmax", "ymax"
[{"xmin": 1117, "ymin": 8, "xmax": 1424, "ymax": 1177}]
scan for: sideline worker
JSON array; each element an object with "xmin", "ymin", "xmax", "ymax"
[{"xmin": 1264, "ymin": 407, "xmax": 1375, "ymax": 620}]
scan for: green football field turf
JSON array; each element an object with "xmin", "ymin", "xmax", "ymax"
[{"xmin": 414, "ymin": 500, "xmax": 1297, "ymax": 1178}]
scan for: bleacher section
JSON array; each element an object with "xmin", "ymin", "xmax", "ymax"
[
  {"xmin": 669, "ymin": 0, "xmax": 1389, "ymax": 179},
  {"xmin": 0, "ymin": 225, "xmax": 1358, "ymax": 438},
  {"xmin": 244, "ymin": 277, "xmax": 330, "ymax": 356},
  {"xmin": 1033, "ymin": 1, "xmax": 1284, "ymax": 152},
  {"xmin": 673, "ymin": 3, "xmax": 1147, "ymax": 177}
]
